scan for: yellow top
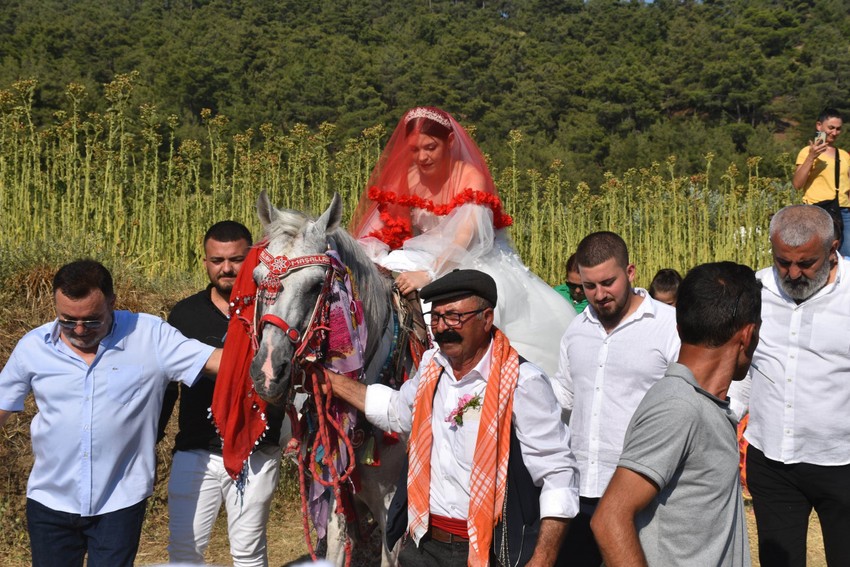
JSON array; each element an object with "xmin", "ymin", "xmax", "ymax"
[{"xmin": 797, "ymin": 146, "xmax": 850, "ymax": 207}]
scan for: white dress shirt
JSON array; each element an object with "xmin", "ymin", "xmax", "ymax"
[
  {"xmin": 728, "ymin": 256, "xmax": 850, "ymax": 466},
  {"xmin": 365, "ymin": 340, "xmax": 580, "ymax": 521},
  {"xmin": 551, "ymin": 289, "xmax": 680, "ymax": 498}
]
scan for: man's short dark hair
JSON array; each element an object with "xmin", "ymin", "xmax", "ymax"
[
  {"xmin": 575, "ymin": 232, "xmax": 629, "ymax": 269},
  {"xmin": 677, "ymin": 262, "xmax": 761, "ymax": 348},
  {"xmin": 204, "ymin": 220, "xmax": 252, "ymax": 246},
  {"xmin": 649, "ymin": 268, "xmax": 683, "ymax": 298},
  {"xmin": 53, "ymin": 259, "xmax": 114, "ymax": 299},
  {"xmin": 818, "ymin": 107, "xmax": 843, "ymax": 123}
]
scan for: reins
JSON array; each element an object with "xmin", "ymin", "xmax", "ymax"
[{"xmin": 255, "ymin": 245, "xmax": 360, "ymax": 567}]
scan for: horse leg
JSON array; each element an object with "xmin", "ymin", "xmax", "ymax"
[
  {"xmin": 357, "ymin": 441, "xmax": 406, "ymax": 567},
  {"xmin": 324, "ymin": 499, "xmax": 349, "ymax": 567}
]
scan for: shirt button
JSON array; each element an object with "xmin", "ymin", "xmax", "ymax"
[
  {"xmin": 786, "ymin": 403, "xmax": 792, "ymax": 408},
  {"xmin": 83, "ymin": 425, "xmax": 90, "ymax": 431},
  {"xmin": 785, "ymin": 429, "xmax": 791, "ymax": 435}
]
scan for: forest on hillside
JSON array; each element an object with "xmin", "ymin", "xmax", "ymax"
[{"xmin": 1, "ymin": 0, "xmax": 849, "ymax": 188}]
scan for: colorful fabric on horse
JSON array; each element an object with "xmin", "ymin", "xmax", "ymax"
[
  {"xmin": 407, "ymin": 329, "xmax": 519, "ymax": 567},
  {"xmin": 323, "ymin": 250, "xmax": 368, "ymax": 375},
  {"xmin": 211, "ymin": 243, "xmax": 270, "ymax": 482},
  {"xmin": 303, "ymin": 250, "xmax": 369, "ymax": 539}
]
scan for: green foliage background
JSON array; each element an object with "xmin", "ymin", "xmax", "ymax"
[{"xmin": 2, "ymin": 0, "xmax": 849, "ymax": 188}]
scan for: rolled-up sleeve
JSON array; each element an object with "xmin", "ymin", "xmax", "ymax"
[{"xmin": 514, "ymin": 365, "xmax": 580, "ymax": 519}]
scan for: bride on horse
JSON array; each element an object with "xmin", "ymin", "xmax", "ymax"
[{"xmin": 351, "ymin": 106, "xmax": 574, "ymax": 376}]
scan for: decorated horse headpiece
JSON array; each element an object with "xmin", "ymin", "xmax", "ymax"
[{"xmin": 253, "ymin": 245, "xmax": 367, "ymax": 375}]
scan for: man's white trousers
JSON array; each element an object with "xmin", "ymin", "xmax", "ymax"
[{"xmin": 167, "ymin": 446, "xmax": 282, "ymax": 567}]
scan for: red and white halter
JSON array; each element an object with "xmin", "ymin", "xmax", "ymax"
[{"xmin": 254, "ymin": 247, "xmax": 334, "ymax": 351}]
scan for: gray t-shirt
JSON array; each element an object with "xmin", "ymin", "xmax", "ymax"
[{"xmin": 618, "ymin": 362, "xmax": 751, "ymax": 567}]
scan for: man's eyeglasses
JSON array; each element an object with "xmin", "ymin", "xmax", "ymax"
[
  {"xmin": 57, "ymin": 318, "xmax": 104, "ymax": 330},
  {"xmin": 426, "ymin": 309, "xmax": 486, "ymax": 328},
  {"xmin": 566, "ymin": 282, "xmax": 583, "ymax": 292}
]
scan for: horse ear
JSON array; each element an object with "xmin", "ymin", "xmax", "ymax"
[
  {"xmin": 256, "ymin": 190, "xmax": 276, "ymax": 227},
  {"xmin": 313, "ymin": 193, "xmax": 343, "ymax": 235}
]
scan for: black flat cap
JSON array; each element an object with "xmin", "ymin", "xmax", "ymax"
[{"xmin": 420, "ymin": 269, "xmax": 497, "ymax": 306}]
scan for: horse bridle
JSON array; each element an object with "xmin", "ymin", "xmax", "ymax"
[{"xmin": 254, "ymin": 246, "xmax": 336, "ymax": 357}]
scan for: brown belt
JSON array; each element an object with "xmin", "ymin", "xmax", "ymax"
[{"xmin": 428, "ymin": 526, "xmax": 469, "ymax": 544}]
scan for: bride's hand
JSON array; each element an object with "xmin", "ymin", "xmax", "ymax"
[{"xmin": 395, "ymin": 271, "xmax": 432, "ymax": 296}]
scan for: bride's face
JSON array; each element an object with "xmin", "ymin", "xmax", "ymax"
[{"xmin": 409, "ymin": 133, "xmax": 450, "ymax": 178}]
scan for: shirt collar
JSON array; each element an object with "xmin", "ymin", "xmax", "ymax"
[
  {"xmin": 666, "ymin": 362, "xmax": 737, "ymax": 426},
  {"xmin": 581, "ymin": 287, "xmax": 656, "ymax": 327},
  {"xmin": 433, "ymin": 336, "xmax": 494, "ymax": 384}
]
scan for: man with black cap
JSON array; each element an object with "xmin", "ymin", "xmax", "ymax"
[{"xmin": 324, "ymin": 269, "xmax": 579, "ymax": 567}]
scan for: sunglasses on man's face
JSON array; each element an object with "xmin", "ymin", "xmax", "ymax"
[
  {"xmin": 57, "ymin": 319, "xmax": 104, "ymax": 330},
  {"xmin": 566, "ymin": 282, "xmax": 584, "ymax": 292}
]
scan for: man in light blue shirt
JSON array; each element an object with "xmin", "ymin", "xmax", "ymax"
[{"xmin": 0, "ymin": 259, "xmax": 222, "ymax": 567}]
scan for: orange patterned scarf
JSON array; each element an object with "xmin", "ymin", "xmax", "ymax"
[{"xmin": 407, "ymin": 328, "xmax": 519, "ymax": 567}]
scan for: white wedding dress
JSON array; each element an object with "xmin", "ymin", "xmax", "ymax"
[{"xmin": 357, "ymin": 203, "xmax": 575, "ymax": 377}]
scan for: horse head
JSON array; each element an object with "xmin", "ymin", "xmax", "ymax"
[
  {"xmin": 249, "ymin": 191, "xmax": 392, "ymax": 405},
  {"xmin": 249, "ymin": 190, "xmax": 343, "ymax": 403}
]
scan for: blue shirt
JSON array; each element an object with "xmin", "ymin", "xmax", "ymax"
[{"xmin": 0, "ymin": 310, "xmax": 215, "ymax": 516}]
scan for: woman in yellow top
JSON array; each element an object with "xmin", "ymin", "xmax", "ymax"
[{"xmin": 793, "ymin": 107, "xmax": 850, "ymax": 256}]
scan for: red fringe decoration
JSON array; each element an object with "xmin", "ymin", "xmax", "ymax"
[{"xmin": 366, "ymin": 187, "xmax": 513, "ymax": 250}]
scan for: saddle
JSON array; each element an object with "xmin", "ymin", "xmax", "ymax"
[{"xmin": 381, "ymin": 279, "xmax": 431, "ymax": 389}]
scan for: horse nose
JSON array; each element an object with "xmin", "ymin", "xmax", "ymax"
[{"xmin": 250, "ymin": 344, "xmax": 290, "ymax": 404}]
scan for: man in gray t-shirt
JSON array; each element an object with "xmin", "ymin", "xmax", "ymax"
[{"xmin": 591, "ymin": 262, "xmax": 759, "ymax": 567}]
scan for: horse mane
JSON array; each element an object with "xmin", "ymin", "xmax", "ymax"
[
  {"xmin": 328, "ymin": 226, "xmax": 393, "ymax": 366},
  {"xmin": 262, "ymin": 207, "xmax": 310, "ymax": 244}
]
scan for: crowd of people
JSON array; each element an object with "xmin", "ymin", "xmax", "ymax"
[{"xmin": 1, "ymin": 106, "xmax": 848, "ymax": 567}]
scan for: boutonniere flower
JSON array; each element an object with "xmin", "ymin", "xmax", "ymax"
[{"xmin": 446, "ymin": 393, "xmax": 483, "ymax": 426}]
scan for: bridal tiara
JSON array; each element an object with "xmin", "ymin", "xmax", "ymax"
[{"xmin": 403, "ymin": 107, "xmax": 452, "ymax": 129}]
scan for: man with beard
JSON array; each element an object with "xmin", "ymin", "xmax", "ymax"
[
  {"xmin": 551, "ymin": 231, "xmax": 680, "ymax": 567},
  {"xmin": 324, "ymin": 269, "xmax": 580, "ymax": 567},
  {"xmin": 728, "ymin": 204, "xmax": 850, "ymax": 567},
  {"xmin": 0, "ymin": 259, "xmax": 221, "ymax": 567},
  {"xmin": 158, "ymin": 221, "xmax": 285, "ymax": 567}
]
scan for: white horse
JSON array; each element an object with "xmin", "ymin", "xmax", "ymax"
[{"xmin": 249, "ymin": 191, "xmax": 416, "ymax": 567}]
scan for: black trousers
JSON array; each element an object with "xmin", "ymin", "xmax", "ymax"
[
  {"xmin": 555, "ymin": 497, "xmax": 602, "ymax": 567},
  {"xmin": 398, "ymin": 536, "xmax": 469, "ymax": 567},
  {"xmin": 747, "ymin": 445, "xmax": 850, "ymax": 567}
]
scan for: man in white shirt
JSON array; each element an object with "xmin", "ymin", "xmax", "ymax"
[
  {"xmin": 551, "ymin": 231, "xmax": 680, "ymax": 567},
  {"xmin": 729, "ymin": 205, "xmax": 850, "ymax": 567},
  {"xmin": 325, "ymin": 269, "xmax": 580, "ymax": 567}
]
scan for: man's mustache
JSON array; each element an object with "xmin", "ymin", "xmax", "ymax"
[{"xmin": 434, "ymin": 330, "xmax": 463, "ymax": 344}]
